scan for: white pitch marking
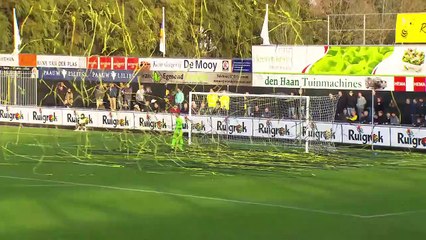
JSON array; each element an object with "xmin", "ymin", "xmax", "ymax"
[{"xmin": 0, "ymin": 175, "xmax": 424, "ymax": 219}]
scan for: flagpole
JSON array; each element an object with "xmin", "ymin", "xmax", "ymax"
[{"xmin": 162, "ymin": 7, "xmax": 165, "ymax": 58}]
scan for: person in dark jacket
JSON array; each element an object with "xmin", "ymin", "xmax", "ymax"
[
  {"xmin": 402, "ymin": 98, "xmax": 411, "ymax": 125},
  {"xmin": 346, "ymin": 91, "xmax": 357, "ymax": 116},
  {"xmin": 336, "ymin": 91, "xmax": 347, "ymax": 120}
]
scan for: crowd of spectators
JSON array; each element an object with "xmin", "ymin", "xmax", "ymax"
[
  {"xmin": 335, "ymin": 90, "xmax": 426, "ymax": 127},
  {"xmin": 53, "ymin": 82, "xmax": 426, "ymax": 127}
]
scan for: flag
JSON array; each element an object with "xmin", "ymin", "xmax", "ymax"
[
  {"xmin": 159, "ymin": 7, "xmax": 166, "ymax": 56},
  {"xmin": 13, "ymin": 8, "xmax": 22, "ymax": 54},
  {"xmin": 260, "ymin": 4, "xmax": 270, "ymax": 45}
]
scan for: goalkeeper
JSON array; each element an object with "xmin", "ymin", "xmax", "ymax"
[{"xmin": 171, "ymin": 112, "xmax": 184, "ymax": 151}]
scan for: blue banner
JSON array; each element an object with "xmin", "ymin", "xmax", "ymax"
[
  {"xmin": 232, "ymin": 59, "xmax": 252, "ymax": 73},
  {"xmin": 38, "ymin": 68, "xmax": 138, "ymax": 82}
]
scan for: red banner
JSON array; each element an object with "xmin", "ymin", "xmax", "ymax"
[
  {"xmin": 19, "ymin": 54, "xmax": 37, "ymax": 67},
  {"xmin": 87, "ymin": 56, "xmax": 99, "ymax": 69},
  {"xmin": 99, "ymin": 57, "xmax": 112, "ymax": 70},
  {"xmin": 394, "ymin": 76, "xmax": 406, "ymax": 92},
  {"xmin": 113, "ymin": 57, "xmax": 126, "ymax": 70},
  {"xmin": 414, "ymin": 77, "xmax": 426, "ymax": 92},
  {"xmin": 127, "ymin": 57, "xmax": 139, "ymax": 70}
]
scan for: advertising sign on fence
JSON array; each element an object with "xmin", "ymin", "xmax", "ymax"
[
  {"xmin": 252, "ymin": 45, "xmax": 426, "ymax": 91},
  {"xmin": 38, "ymin": 68, "xmax": 137, "ymax": 82},
  {"xmin": 37, "ymin": 55, "xmax": 87, "ymax": 69},
  {"xmin": 252, "ymin": 119, "xmax": 297, "ymax": 139},
  {"xmin": 390, "ymin": 127, "xmax": 426, "ymax": 149},
  {"xmin": 0, "ymin": 54, "xmax": 19, "ymax": 67},
  {"xmin": 395, "ymin": 13, "xmax": 426, "ymax": 43},
  {"xmin": 341, "ymin": 124, "xmax": 390, "ymax": 146},
  {"xmin": 139, "ymin": 58, "xmax": 232, "ymax": 73},
  {"xmin": 139, "ymin": 71, "xmax": 252, "ymax": 86},
  {"xmin": 134, "ymin": 112, "xmax": 173, "ymax": 132}
]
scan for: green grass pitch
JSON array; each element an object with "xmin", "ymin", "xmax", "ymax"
[{"xmin": 0, "ymin": 124, "xmax": 426, "ymax": 239}]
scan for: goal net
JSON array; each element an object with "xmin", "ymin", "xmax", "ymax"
[{"xmin": 188, "ymin": 91, "xmax": 339, "ymax": 153}]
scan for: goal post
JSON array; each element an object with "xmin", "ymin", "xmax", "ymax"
[{"xmin": 187, "ymin": 91, "xmax": 338, "ymax": 153}]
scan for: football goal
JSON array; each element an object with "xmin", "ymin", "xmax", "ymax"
[{"xmin": 188, "ymin": 91, "xmax": 339, "ymax": 153}]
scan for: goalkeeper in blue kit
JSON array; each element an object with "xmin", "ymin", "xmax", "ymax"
[{"xmin": 171, "ymin": 112, "xmax": 184, "ymax": 151}]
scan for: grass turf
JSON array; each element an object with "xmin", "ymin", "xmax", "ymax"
[{"xmin": 0, "ymin": 124, "xmax": 426, "ymax": 239}]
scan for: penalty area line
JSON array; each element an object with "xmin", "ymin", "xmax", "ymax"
[{"xmin": 0, "ymin": 175, "xmax": 423, "ymax": 219}]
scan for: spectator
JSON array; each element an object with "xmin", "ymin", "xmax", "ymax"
[
  {"xmin": 145, "ymin": 86, "xmax": 152, "ymax": 102},
  {"xmin": 262, "ymin": 107, "xmax": 273, "ymax": 118},
  {"xmin": 346, "ymin": 109, "xmax": 358, "ymax": 123},
  {"xmin": 123, "ymin": 84, "xmax": 132, "ymax": 110},
  {"xmin": 376, "ymin": 111, "xmax": 388, "ymax": 124},
  {"xmin": 181, "ymin": 102, "xmax": 189, "ymax": 114},
  {"xmin": 117, "ymin": 83, "xmax": 125, "ymax": 110},
  {"xmin": 389, "ymin": 112, "xmax": 400, "ymax": 125},
  {"xmin": 55, "ymin": 82, "xmax": 67, "ymax": 106},
  {"xmin": 135, "ymin": 85, "xmax": 145, "ymax": 108},
  {"xmin": 169, "ymin": 105, "xmax": 180, "ymax": 114},
  {"xmin": 175, "ymin": 88, "xmax": 184, "ymax": 109},
  {"xmin": 219, "ymin": 91, "xmax": 230, "ymax": 111},
  {"xmin": 356, "ymin": 92, "xmax": 367, "ymax": 117},
  {"xmin": 419, "ymin": 98, "xmax": 426, "ymax": 119},
  {"xmin": 152, "ymin": 100, "xmax": 161, "ymax": 113},
  {"xmin": 95, "ymin": 84, "xmax": 106, "ymax": 110},
  {"xmin": 108, "ymin": 83, "xmax": 118, "ymax": 111},
  {"xmin": 134, "ymin": 104, "xmax": 141, "ymax": 112},
  {"xmin": 388, "ymin": 100, "xmax": 398, "ymax": 115},
  {"xmin": 207, "ymin": 89, "xmax": 218, "ymax": 113},
  {"xmin": 289, "ymin": 92, "xmax": 296, "ymax": 119},
  {"xmin": 336, "ymin": 91, "xmax": 346, "ymax": 120},
  {"xmin": 191, "ymin": 102, "xmax": 198, "ymax": 114},
  {"xmin": 414, "ymin": 117, "xmax": 424, "ymax": 127},
  {"xmin": 359, "ymin": 110, "xmax": 370, "ymax": 124},
  {"xmin": 416, "ymin": 98, "xmax": 423, "ymax": 119},
  {"xmin": 199, "ymin": 101, "xmax": 207, "ymax": 115},
  {"xmin": 251, "ymin": 105, "xmax": 261, "ymax": 117},
  {"xmin": 142, "ymin": 100, "xmax": 152, "ymax": 112},
  {"xmin": 163, "ymin": 88, "xmax": 174, "ymax": 111},
  {"xmin": 375, "ymin": 97, "xmax": 385, "ymax": 113},
  {"xmin": 411, "ymin": 99, "xmax": 417, "ymax": 125},
  {"xmin": 347, "ymin": 91, "xmax": 357, "ymax": 115},
  {"xmin": 63, "ymin": 88, "xmax": 74, "ymax": 108},
  {"xmin": 402, "ymin": 98, "xmax": 411, "ymax": 125},
  {"xmin": 244, "ymin": 92, "xmax": 250, "ymax": 116}
]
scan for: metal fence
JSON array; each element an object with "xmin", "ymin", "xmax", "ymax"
[{"xmin": 0, "ymin": 67, "xmax": 38, "ymax": 106}]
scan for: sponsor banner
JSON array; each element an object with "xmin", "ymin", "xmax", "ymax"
[
  {"xmin": 302, "ymin": 122, "xmax": 342, "ymax": 143},
  {"xmin": 112, "ymin": 57, "xmax": 126, "ymax": 70},
  {"xmin": 127, "ymin": 57, "xmax": 139, "ymax": 71},
  {"xmin": 138, "ymin": 58, "xmax": 232, "ymax": 73},
  {"xmin": 252, "ymin": 74, "xmax": 395, "ymax": 91},
  {"xmin": 139, "ymin": 71, "xmax": 252, "ymax": 86},
  {"xmin": 252, "ymin": 45, "xmax": 326, "ymax": 73},
  {"xmin": 36, "ymin": 55, "xmax": 86, "ymax": 69},
  {"xmin": 232, "ymin": 59, "xmax": 252, "ymax": 73},
  {"xmin": 19, "ymin": 54, "xmax": 37, "ymax": 67},
  {"xmin": 0, "ymin": 54, "xmax": 19, "ymax": 67},
  {"xmin": 100, "ymin": 57, "xmax": 112, "ymax": 70},
  {"xmin": 253, "ymin": 45, "xmax": 426, "ymax": 77},
  {"xmin": 38, "ymin": 68, "xmax": 137, "ymax": 82},
  {"xmin": 0, "ymin": 105, "xmax": 28, "ymax": 123},
  {"xmin": 414, "ymin": 77, "xmax": 426, "ymax": 92},
  {"xmin": 87, "ymin": 56, "xmax": 99, "ymax": 69},
  {"xmin": 390, "ymin": 127, "xmax": 426, "ymax": 149},
  {"xmin": 61, "ymin": 109, "xmax": 100, "ymax": 127},
  {"xmin": 341, "ymin": 124, "xmax": 390, "ymax": 146},
  {"xmin": 99, "ymin": 111, "xmax": 134, "ymax": 129},
  {"xmin": 134, "ymin": 112, "xmax": 173, "ymax": 131},
  {"xmin": 27, "ymin": 107, "xmax": 63, "ymax": 125},
  {"xmin": 171, "ymin": 115, "xmax": 213, "ymax": 133},
  {"xmin": 252, "ymin": 119, "xmax": 297, "ymax": 139},
  {"xmin": 211, "ymin": 117, "xmax": 253, "ymax": 137},
  {"xmin": 395, "ymin": 13, "xmax": 426, "ymax": 43},
  {"xmin": 394, "ymin": 76, "xmax": 406, "ymax": 92}
]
